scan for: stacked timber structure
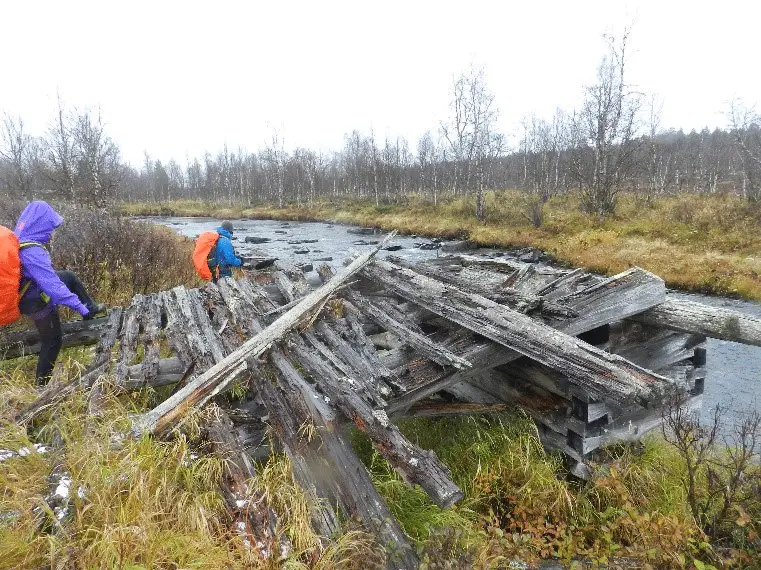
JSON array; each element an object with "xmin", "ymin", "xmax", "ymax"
[{"xmin": 7, "ymin": 236, "xmax": 761, "ymax": 569}]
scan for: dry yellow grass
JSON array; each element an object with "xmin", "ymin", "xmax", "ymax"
[{"xmin": 124, "ymin": 191, "xmax": 761, "ymax": 299}]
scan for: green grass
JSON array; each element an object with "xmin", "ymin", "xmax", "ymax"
[
  {"xmin": 352, "ymin": 413, "xmax": 759, "ymax": 569},
  {"xmin": 2, "ymin": 357, "xmax": 758, "ymax": 568}
]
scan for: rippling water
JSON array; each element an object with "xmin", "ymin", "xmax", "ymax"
[{"xmin": 150, "ymin": 216, "xmax": 761, "ymax": 429}]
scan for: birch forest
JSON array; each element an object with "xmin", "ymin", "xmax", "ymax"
[{"xmin": 2, "ymin": 34, "xmax": 761, "ymax": 220}]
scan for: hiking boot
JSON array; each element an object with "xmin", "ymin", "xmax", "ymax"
[{"xmin": 83, "ymin": 303, "xmax": 107, "ymax": 320}]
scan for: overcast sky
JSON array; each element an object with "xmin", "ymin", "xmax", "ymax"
[{"xmin": 2, "ymin": 0, "xmax": 759, "ymax": 166}]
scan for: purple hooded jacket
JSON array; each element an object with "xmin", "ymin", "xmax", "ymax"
[{"xmin": 14, "ymin": 201, "xmax": 89, "ymax": 320}]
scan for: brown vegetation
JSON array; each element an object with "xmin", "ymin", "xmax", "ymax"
[{"xmin": 124, "ymin": 191, "xmax": 761, "ymax": 300}]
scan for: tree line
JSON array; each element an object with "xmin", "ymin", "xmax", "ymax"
[{"xmin": 2, "ymin": 32, "xmax": 761, "ymax": 224}]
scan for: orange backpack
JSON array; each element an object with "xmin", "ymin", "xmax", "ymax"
[
  {"xmin": 192, "ymin": 231, "xmax": 220, "ymax": 280},
  {"xmin": 0, "ymin": 226, "xmax": 46, "ymax": 326}
]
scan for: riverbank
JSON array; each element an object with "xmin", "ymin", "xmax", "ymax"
[
  {"xmin": 122, "ymin": 192, "xmax": 761, "ymax": 301},
  {"xmin": 3, "ymin": 201, "xmax": 759, "ymax": 568}
]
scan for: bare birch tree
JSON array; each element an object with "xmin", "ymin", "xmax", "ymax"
[
  {"xmin": 519, "ymin": 110, "xmax": 567, "ymax": 226},
  {"xmin": 441, "ymin": 66, "xmax": 501, "ymax": 219},
  {"xmin": 643, "ymin": 95, "xmax": 675, "ymax": 199},
  {"xmin": 71, "ymin": 108, "xmax": 122, "ymax": 206},
  {"xmin": 727, "ymin": 99, "xmax": 761, "ymax": 201},
  {"xmin": 47, "ymin": 96, "xmax": 76, "ymax": 201},
  {"xmin": 569, "ymin": 29, "xmax": 643, "ymax": 216},
  {"xmin": 0, "ymin": 114, "xmax": 36, "ymax": 198}
]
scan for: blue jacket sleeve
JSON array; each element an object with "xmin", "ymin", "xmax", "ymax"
[{"xmin": 218, "ymin": 237, "xmax": 242, "ymax": 268}]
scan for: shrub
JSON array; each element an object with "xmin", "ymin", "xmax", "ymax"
[
  {"xmin": 51, "ymin": 207, "xmax": 198, "ymax": 305},
  {"xmin": 0, "ymin": 198, "xmax": 198, "ymax": 307}
]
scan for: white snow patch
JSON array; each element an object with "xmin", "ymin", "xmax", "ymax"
[
  {"xmin": 236, "ymin": 499, "xmax": 247, "ymax": 508},
  {"xmin": 236, "ymin": 521, "xmax": 246, "ymax": 531},
  {"xmin": 77, "ymin": 486, "xmax": 86, "ymax": 499},
  {"xmin": 55, "ymin": 477, "xmax": 72, "ymax": 499},
  {"xmin": 0, "ymin": 449, "xmax": 14, "ymax": 462},
  {"xmin": 17, "ymin": 447, "xmax": 31, "ymax": 457}
]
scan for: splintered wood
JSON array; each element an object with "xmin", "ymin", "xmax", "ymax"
[{"xmin": 13, "ymin": 236, "xmax": 761, "ymax": 569}]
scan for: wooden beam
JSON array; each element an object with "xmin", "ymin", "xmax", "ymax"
[
  {"xmin": 346, "ymin": 292, "xmax": 472, "ymax": 370},
  {"xmin": 205, "ymin": 408, "xmax": 285, "ymax": 559},
  {"xmin": 0, "ymin": 316, "xmax": 111, "ymax": 359},
  {"xmin": 407, "ymin": 401, "xmax": 507, "ymax": 417},
  {"xmin": 133, "ymin": 234, "xmax": 395, "ymax": 437},
  {"xmin": 366, "ymin": 260, "xmax": 672, "ymax": 406},
  {"xmin": 630, "ymin": 297, "xmax": 761, "ymax": 346},
  {"xmin": 214, "ymin": 277, "xmax": 419, "ymax": 567},
  {"xmin": 385, "ymin": 264, "xmax": 669, "ymax": 415},
  {"xmin": 290, "ymin": 335, "xmax": 464, "ymax": 508}
]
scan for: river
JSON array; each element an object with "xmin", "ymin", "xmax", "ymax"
[{"xmin": 149, "ymin": 216, "xmax": 761, "ymax": 430}]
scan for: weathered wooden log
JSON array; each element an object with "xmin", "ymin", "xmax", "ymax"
[
  {"xmin": 384, "ymin": 264, "xmax": 669, "ymax": 415},
  {"xmin": 16, "ymin": 308, "xmax": 124, "ymax": 424},
  {"xmin": 302, "ymin": 329, "xmax": 388, "ymax": 407},
  {"xmin": 548, "ymin": 267, "xmax": 667, "ymax": 335},
  {"xmin": 134, "ymin": 234, "xmax": 395, "ymax": 437},
  {"xmin": 257, "ymin": 366, "xmax": 418, "ymax": 568},
  {"xmin": 630, "ymin": 297, "xmax": 761, "ymax": 346},
  {"xmin": 444, "ymin": 381, "xmax": 503, "ymax": 404},
  {"xmin": 114, "ymin": 296, "xmax": 147, "ymax": 386},
  {"xmin": 311, "ymin": 321, "xmax": 395, "ymax": 400},
  {"xmin": 407, "ymin": 401, "xmax": 507, "ymax": 417},
  {"xmin": 215, "ymin": 278, "xmax": 418, "ymax": 566},
  {"xmin": 288, "ymin": 335, "xmax": 464, "ymax": 508},
  {"xmin": 535, "ymin": 268, "xmax": 586, "ymax": 296},
  {"xmin": 346, "ymin": 291, "xmax": 472, "ymax": 370},
  {"xmin": 367, "ymin": 260, "xmax": 672, "ymax": 406},
  {"xmin": 124, "ymin": 357, "xmax": 187, "ymax": 389},
  {"xmin": 385, "ymin": 256, "xmax": 573, "ymax": 317},
  {"xmin": 273, "ymin": 271, "xmax": 297, "ymax": 303},
  {"xmin": 467, "ymin": 368, "xmax": 571, "ymax": 436},
  {"xmin": 138, "ymin": 295, "xmax": 164, "ymax": 385},
  {"xmin": 0, "ymin": 315, "xmax": 111, "ymax": 359},
  {"xmin": 205, "ymin": 408, "xmax": 285, "ymax": 559},
  {"xmin": 609, "ymin": 328, "xmax": 703, "ymax": 374},
  {"xmin": 501, "ymin": 262, "xmax": 538, "ymax": 291},
  {"xmin": 456, "ymin": 255, "xmax": 524, "ymax": 272},
  {"xmin": 212, "ymin": 278, "xmax": 342, "ymax": 537}
]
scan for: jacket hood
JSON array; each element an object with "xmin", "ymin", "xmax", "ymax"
[
  {"xmin": 14, "ymin": 201, "xmax": 64, "ymax": 244},
  {"xmin": 216, "ymin": 227, "xmax": 233, "ymax": 239}
]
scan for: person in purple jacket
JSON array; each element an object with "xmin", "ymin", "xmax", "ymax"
[{"xmin": 15, "ymin": 201, "xmax": 106, "ymax": 384}]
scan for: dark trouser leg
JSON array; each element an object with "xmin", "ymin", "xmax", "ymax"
[
  {"xmin": 56, "ymin": 270, "xmax": 97, "ymax": 314},
  {"xmin": 34, "ymin": 307, "xmax": 62, "ymax": 384}
]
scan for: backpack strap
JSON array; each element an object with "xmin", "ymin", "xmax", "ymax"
[
  {"xmin": 19, "ymin": 240, "xmax": 46, "ymax": 250},
  {"xmin": 18, "ymin": 241, "xmax": 51, "ymax": 303}
]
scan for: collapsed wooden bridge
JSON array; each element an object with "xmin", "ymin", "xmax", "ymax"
[{"xmin": 6, "ymin": 235, "xmax": 761, "ymax": 569}]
